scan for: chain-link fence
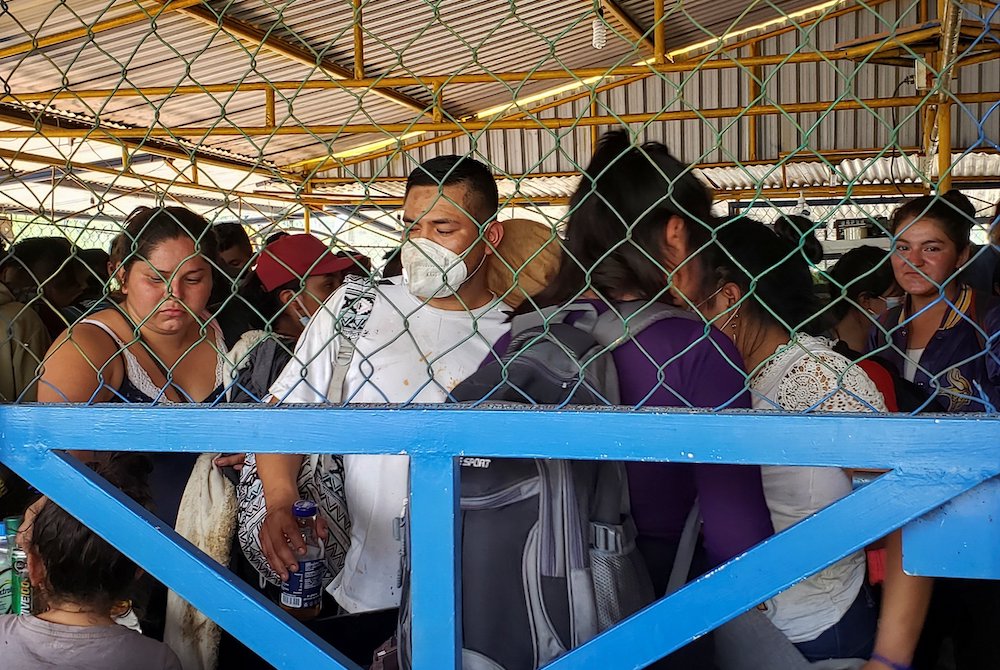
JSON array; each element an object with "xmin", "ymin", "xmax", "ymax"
[{"xmin": 1, "ymin": 0, "xmax": 999, "ymax": 668}]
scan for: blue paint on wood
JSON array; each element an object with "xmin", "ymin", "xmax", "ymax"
[
  {"xmin": 408, "ymin": 455, "xmax": 461, "ymax": 670},
  {"xmin": 546, "ymin": 469, "xmax": 993, "ymax": 669},
  {"xmin": 2, "ymin": 404, "xmax": 1000, "ymax": 669},
  {"xmin": 903, "ymin": 476, "xmax": 1000, "ymax": 579},
  {"xmin": 0, "ymin": 447, "xmax": 361, "ymax": 670},
  {"xmin": 3, "ymin": 405, "xmax": 999, "ymax": 471}
]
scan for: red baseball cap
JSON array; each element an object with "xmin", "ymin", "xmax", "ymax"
[{"xmin": 255, "ymin": 234, "xmax": 359, "ymax": 291}]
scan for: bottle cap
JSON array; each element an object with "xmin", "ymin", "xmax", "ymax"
[{"xmin": 292, "ymin": 500, "xmax": 318, "ymax": 518}]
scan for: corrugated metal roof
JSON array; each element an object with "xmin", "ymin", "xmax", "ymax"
[
  {"xmin": 1, "ymin": 0, "xmax": 997, "ymax": 189},
  {"xmin": 334, "ymin": 0, "xmax": 999, "ymax": 179},
  {"xmin": 617, "ymin": 0, "xmax": 831, "ymax": 49}
]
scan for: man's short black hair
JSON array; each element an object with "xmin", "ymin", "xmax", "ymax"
[
  {"xmin": 215, "ymin": 222, "xmax": 252, "ymax": 254},
  {"xmin": 405, "ymin": 155, "xmax": 499, "ymax": 223}
]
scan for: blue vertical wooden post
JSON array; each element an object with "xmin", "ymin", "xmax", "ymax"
[{"xmin": 408, "ymin": 453, "xmax": 461, "ymax": 670}]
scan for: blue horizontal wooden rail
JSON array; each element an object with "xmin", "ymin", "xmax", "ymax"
[{"xmin": 1, "ymin": 404, "xmax": 998, "ymax": 670}]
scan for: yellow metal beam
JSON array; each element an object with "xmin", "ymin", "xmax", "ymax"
[
  {"xmin": 8, "ymin": 92, "xmax": 998, "ymax": 140},
  {"xmin": 5, "ymin": 41, "xmax": 927, "ymax": 104},
  {"xmin": 938, "ymin": 99, "xmax": 953, "ymax": 192},
  {"xmin": 747, "ymin": 42, "xmax": 761, "ymax": 162},
  {"xmin": 352, "ymin": 0, "xmax": 365, "ymax": 79},
  {"xmin": 0, "ymin": 0, "xmax": 205, "ymax": 60},
  {"xmin": 291, "ymin": 73, "xmax": 652, "ymax": 173},
  {"xmin": 263, "ymin": 181, "xmax": 995, "ymax": 209},
  {"xmin": 721, "ymin": 0, "xmax": 897, "ymax": 53},
  {"xmin": 599, "ymin": 0, "xmax": 655, "ymax": 53},
  {"xmin": 957, "ymin": 49, "xmax": 1000, "ymax": 69},
  {"xmin": 929, "ymin": 0, "xmax": 962, "ymax": 192},
  {"xmin": 0, "ymin": 108, "xmax": 291, "ymax": 179},
  {"xmin": 653, "ymin": 0, "xmax": 665, "ymax": 64},
  {"xmin": 0, "ymin": 147, "xmax": 295, "ymax": 203}
]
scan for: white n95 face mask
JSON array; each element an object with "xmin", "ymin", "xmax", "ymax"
[{"xmin": 401, "ymin": 237, "xmax": 484, "ymax": 299}]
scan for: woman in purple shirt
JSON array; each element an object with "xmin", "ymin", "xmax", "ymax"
[{"xmin": 518, "ymin": 131, "xmax": 774, "ymax": 668}]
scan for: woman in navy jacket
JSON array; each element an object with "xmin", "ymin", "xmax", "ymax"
[
  {"xmin": 868, "ymin": 190, "xmax": 1000, "ymax": 413},
  {"xmin": 868, "ymin": 190, "xmax": 1000, "ymax": 670}
]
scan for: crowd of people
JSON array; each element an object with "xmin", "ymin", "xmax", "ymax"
[{"xmin": 0, "ymin": 130, "xmax": 998, "ymax": 670}]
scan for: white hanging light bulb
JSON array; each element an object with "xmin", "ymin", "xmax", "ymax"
[
  {"xmin": 592, "ymin": 5, "xmax": 608, "ymax": 50},
  {"xmin": 796, "ymin": 192, "xmax": 810, "ymax": 218}
]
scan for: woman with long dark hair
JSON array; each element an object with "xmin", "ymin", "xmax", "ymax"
[
  {"xmin": 694, "ymin": 218, "xmax": 931, "ymax": 669},
  {"xmin": 39, "ymin": 207, "xmax": 229, "ymax": 526},
  {"xmin": 519, "ymin": 131, "xmax": 774, "ymax": 668}
]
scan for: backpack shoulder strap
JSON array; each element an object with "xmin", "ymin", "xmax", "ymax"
[
  {"xmin": 508, "ymin": 302, "xmax": 600, "ymax": 340},
  {"xmin": 591, "ymin": 301, "xmax": 695, "ymax": 349},
  {"xmin": 666, "ymin": 501, "xmax": 701, "ymax": 595},
  {"xmin": 327, "ymin": 275, "xmax": 378, "ymax": 404}
]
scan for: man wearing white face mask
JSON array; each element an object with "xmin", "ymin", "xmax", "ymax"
[{"xmin": 255, "ymin": 156, "xmax": 508, "ymax": 656}]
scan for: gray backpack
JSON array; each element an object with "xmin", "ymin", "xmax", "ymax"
[{"xmin": 397, "ymin": 301, "xmax": 695, "ymax": 669}]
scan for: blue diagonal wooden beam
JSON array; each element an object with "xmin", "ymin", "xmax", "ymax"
[
  {"xmin": 545, "ymin": 467, "xmax": 996, "ymax": 670},
  {"xmin": 0, "ymin": 446, "xmax": 361, "ymax": 670}
]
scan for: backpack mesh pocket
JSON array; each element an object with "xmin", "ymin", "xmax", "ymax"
[{"xmin": 589, "ymin": 535, "xmax": 654, "ymax": 630}]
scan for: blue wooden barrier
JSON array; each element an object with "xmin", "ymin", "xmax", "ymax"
[{"xmin": 1, "ymin": 404, "xmax": 998, "ymax": 670}]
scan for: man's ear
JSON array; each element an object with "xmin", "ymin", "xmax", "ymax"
[
  {"xmin": 483, "ymin": 220, "xmax": 504, "ymax": 256},
  {"xmin": 278, "ymin": 288, "xmax": 296, "ymax": 306}
]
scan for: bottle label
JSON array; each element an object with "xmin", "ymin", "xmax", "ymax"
[
  {"xmin": 0, "ymin": 567, "xmax": 12, "ymax": 615},
  {"xmin": 280, "ymin": 558, "xmax": 324, "ymax": 610},
  {"xmin": 11, "ymin": 550, "xmax": 29, "ymax": 616}
]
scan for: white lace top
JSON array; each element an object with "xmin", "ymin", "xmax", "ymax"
[
  {"xmin": 751, "ymin": 334, "xmax": 886, "ymax": 413},
  {"xmin": 751, "ymin": 334, "xmax": 886, "ymax": 643},
  {"xmin": 80, "ymin": 318, "xmax": 226, "ymax": 403}
]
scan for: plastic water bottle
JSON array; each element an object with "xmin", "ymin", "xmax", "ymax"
[
  {"xmin": 279, "ymin": 500, "xmax": 325, "ymax": 620},
  {"xmin": 11, "ymin": 547, "xmax": 30, "ymax": 615}
]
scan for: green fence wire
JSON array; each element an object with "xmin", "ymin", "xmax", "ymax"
[{"xmin": 0, "ymin": 0, "xmax": 996, "ymax": 410}]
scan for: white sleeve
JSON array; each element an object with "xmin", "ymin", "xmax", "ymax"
[
  {"xmin": 777, "ymin": 352, "xmax": 888, "ymax": 414},
  {"xmin": 267, "ymin": 287, "xmax": 344, "ymax": 404}
]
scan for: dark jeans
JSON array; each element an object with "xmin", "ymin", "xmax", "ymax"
[
  {"xmin": 636, "ymin": 534, "xmax": 717, "ymax": 670},
  {"xmin": 793, "ymin": 583, "xmax": 877, "ymax": 662},
  {"xmin": 913, "ymin": 578, "xmax": 1000, "ymax": 670}
]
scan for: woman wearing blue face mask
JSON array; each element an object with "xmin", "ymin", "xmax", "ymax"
[
  {"xmin": 226, "ymin": 234, "xmax": 365, "ymax": 403},
  {"xmin": 824, "ymin": 246, "xmax": 939, "ymax": 414},
  {"xmin": 828, "ymin": 246, "xmax": 904, "ymax": 354}
]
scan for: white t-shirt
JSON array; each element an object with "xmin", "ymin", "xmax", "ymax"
[
  {"xmin": 903, "ymin": 348, "xmax": 925, "ymax": 383},
  {"xmin": 751, "ymin": 335, "xmax": 885, "ymax": 643},
  {"xmin": 268, "ymin": 279, "xmax": 510, "ymax": 612}
]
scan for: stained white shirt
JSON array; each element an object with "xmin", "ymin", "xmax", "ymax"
[{"xmin": 269, "ymin": 279, "xmax": 509, "ymax": 612}]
